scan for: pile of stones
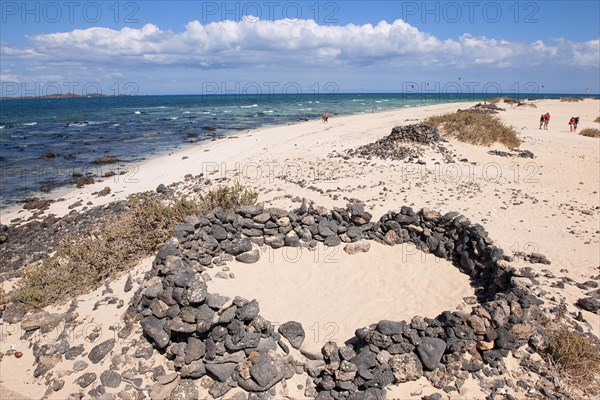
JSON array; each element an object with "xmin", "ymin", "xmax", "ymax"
[
  {"xmin": 488, "ymin": 149, "xmax": 535, "ymax": 159},
  {"xmin": 458, "ymin": 108, "xmax": 499, "ymax": 115},
  {"xmin": 386, "ymin": 124, "xmax": 444, "ymax": 144},
  {"xmin": 459, "ymin": 103, "xmax": 505, "ymax": 114},
  {"xmin": 0, "ymin": 200, "xmax": 130, "ymax": 274},
  {"xmin": 129, "ymin": 201, "xmax": 558, "ymax": 398},
  {"xmin": 576, "ymin": 290, "xmax": 600, "ymax": 314},
  {"xmin": 336, "ymin": 125, "xmax": 454, "ymax": 163}
]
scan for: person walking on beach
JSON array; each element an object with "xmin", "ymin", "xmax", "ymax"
[
  {"xmin": 573, "ymin": 116, "xmax": 579, "ymax": 132},
  {"xmin": 539, "ymin": 114, "xmax": 545, "ymax": 129},
  {"xmin": 543, "ymin": 112, "xmax": 550, "ymax": 130},
  {"xmin": 322, "ymin": 112, "xmax": 329, "ymax": 123},
  {"xmin": 569, "ymin": 117, "xmax": 576, "ymax": 132}
]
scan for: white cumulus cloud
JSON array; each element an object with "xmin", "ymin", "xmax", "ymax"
[{"xmin": 1, "ymin": 18, "xmax": 598, "ymax": 72}]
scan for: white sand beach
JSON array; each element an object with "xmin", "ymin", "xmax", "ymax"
[{"xmin": 1, "ymin": 98, "xmax": 599, "ymax": 399}]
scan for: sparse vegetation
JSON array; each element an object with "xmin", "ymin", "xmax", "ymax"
[
  {"xmin": 199, "ymin": 182, "xmax": 259, "ymax": 213},
  {"xmin": 423, "ymin": 112, "xmax": 521, "ymax": 148},
  {"xmin": 0, "ymin": 286, "xmax": 7, "ymax": 310},
  {"xmin": 487, "ymin": 97, "xmax": 536, "ymax": 108},
  {"xmin": 518, "ymin": 102, "xmax": 537, "ymax": 108},
  {"xmin": 12, "ymin": 184, "xmax": 258, "ymax": 309},
  {"xmin": 560, "ymin": 97, "xmax": 582, "ymax": 102},
  {"xmin": 579, "ymin": 128, "xmax": 600, "ymax": 138},
  {"xmin": 488, "ymin": 97, "xmax": 519, "ymax": 104},
  {"xmin": 594, "ymin": 116, "xmax": 600, "ymax": 123},
  {"xmin": 545, "ymin": 329, "xmax": 600, "ymax": 397}
]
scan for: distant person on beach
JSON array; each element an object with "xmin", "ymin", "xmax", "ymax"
[
  {"xmin": 569, "ymin": 117, "xmax": 576, "ymax": 132},
  {"xmin": 574, "ymin": 116, "xmax": 579, "ymax": 132},
  {"xmin": 539, "ymin": 114, "xmax": 545, "ymax": 129},
  {"xmin": 322, "ymin": 112, "xmax": 329, "ymax": 123},
  {"xmin": 543, "ymin": 112, "xmax": 550, "ymax": 130}
]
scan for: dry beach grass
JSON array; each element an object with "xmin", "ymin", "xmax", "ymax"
[
  {"xmin": 579, "ymin": 127, "xmax": 600, "ymax": 138},
  {"xmin": 545, "ymin": 325, "xmax": 600, "ymax": 397},
  {"xmin": 13, "ymin": 185, "xmax": 258, "ymax": 309},
  {"xmin": 423, "ymin": 111, "xmax": 521, "ymax": 148}
]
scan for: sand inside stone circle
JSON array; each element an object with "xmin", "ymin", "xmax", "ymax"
[{"xmin": 208, "ymin": 242, "xmax": 474, "ymax": 353}]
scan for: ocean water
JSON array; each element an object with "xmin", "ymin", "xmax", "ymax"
[{"xmin": 0, "ymin": 93, "xmax": 596, "ymax": 206}]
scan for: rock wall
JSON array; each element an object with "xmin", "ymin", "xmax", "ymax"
[{"xmin": 130, "ymin": 202, "xmax": 548, "ymax": 399}]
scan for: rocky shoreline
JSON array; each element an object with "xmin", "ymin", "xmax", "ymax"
[
  {"xmin": 0, "ymin": 201, "xmax": 129, "ymax": 274},
  {"xmin": 0, "ymin": 174, "xmax": 213, "ymax": 275}
]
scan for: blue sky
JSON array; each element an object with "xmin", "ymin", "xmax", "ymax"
[{"xmin": 1, "ymin": 1, "xmax": 599, "ymax": 95}]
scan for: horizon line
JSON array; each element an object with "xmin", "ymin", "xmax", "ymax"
[{"xmin": 1, "ymin": 92, "xmax": 599, "ymax": 100}]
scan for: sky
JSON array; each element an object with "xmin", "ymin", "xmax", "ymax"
[{"xmin": 1, "ymin": 1, "xmax": 599, "ymax": 96}]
